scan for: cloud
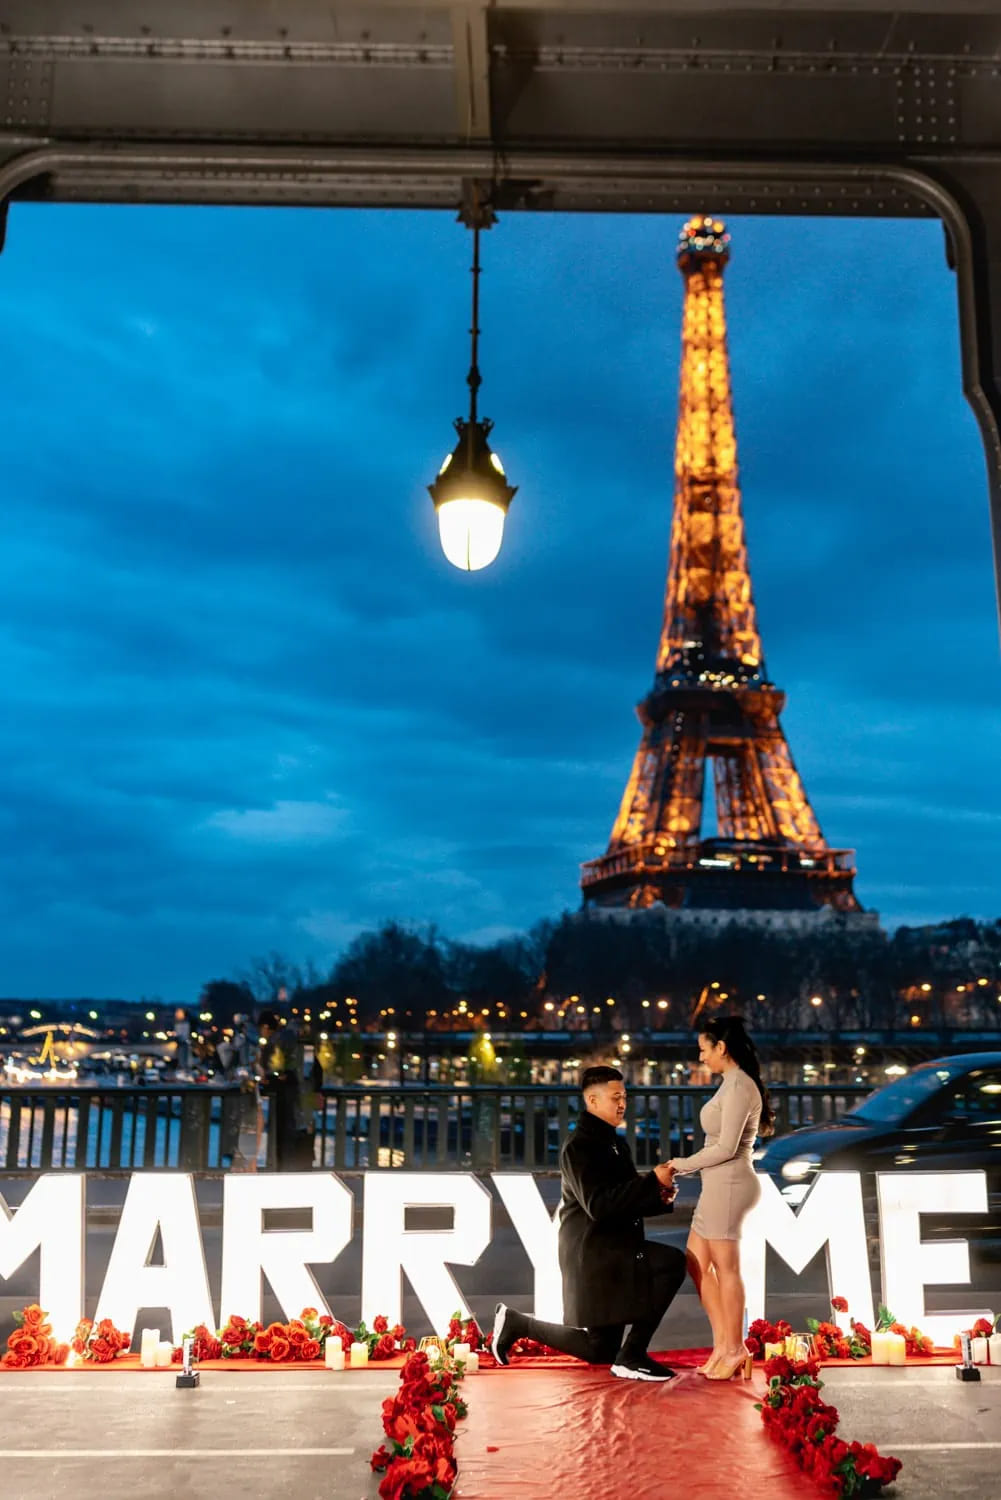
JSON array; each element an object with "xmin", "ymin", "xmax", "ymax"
[{"xmin": 0, "ymin": 203, "xmax": 994, "ymax": 997}]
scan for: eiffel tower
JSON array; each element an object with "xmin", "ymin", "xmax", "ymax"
[{"xmin": 582, "ymin": 216, "xmax": 862, "ymax": 919}]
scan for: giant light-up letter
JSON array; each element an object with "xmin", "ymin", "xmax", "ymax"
[
  {"xmin": 877, "ymin": 1171, "xmax": 993, "ymax": 1344},
  {"xmin": 492, "ymin": 1173, "xmax": 563, "ymax": 1321},
  {"xmin": 361, "ymin": 1173, "xmax": 491, "ymax": 1332},
  {"xmin": 0, "ymin": 1174, "xmax": 85, "ymax": 1342},
  {"xmin": 221, "ymin": 1173, "xmax": 353, "ymax": 1325},
  {"xmin": 742, "ymin": 1173, "xmax": 874, "ymax": 1331},
  {"xmin": 95, "ymin": 1173, "xmax": 213, "ymax": 1344}
]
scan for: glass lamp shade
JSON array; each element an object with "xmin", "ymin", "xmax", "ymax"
[
  {"xmin": 428, "ymin": 417, "xmax": 516, "ymax": 572},
  {"xmin": 436, "ymin": 496, "xmax": 506, "ymax": 571}
]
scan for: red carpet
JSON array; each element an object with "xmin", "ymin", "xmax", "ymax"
[{"xmin": 454, "ymin": 1362, "xmax": 815, "ymax": 1499}]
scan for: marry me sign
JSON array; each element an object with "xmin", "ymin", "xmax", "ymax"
[{"xmin": 0, "ymin": 1169, "xmax": 992, "ymax": 1345}]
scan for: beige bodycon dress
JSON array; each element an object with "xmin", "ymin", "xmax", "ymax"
[{"xmin": 669, "ymin": 1068, "xmax": 762, "ymax": 1241}]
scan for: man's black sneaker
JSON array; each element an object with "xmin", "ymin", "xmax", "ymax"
[
  {"xmin": 492, "ymin": 1302, "xmax": 519, "ymax": 1367},
  {"xmin": 610, "ymin": 1354, "xmax": 676, "ymax": 1382}
]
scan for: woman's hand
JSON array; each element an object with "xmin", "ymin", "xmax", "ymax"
[{"xmin": 654, "ymin": 1161, "xmax": 675, "ymax": 1188}]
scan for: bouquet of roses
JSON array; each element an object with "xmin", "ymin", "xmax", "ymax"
[
  {"xmin": 71, "ymin": 1315, "xmax": 130, "ymax": 1363},
  {"xmin": 758, "ymin": 1354, "xmax": 902, "ymax": 1496},
  {"xmin": 1, "ymin": 1304, "xmax": 69, "ymax": 1368},
  {"xmin": 355, "ymin": 1314, "xmax": 417, "ymax": 1361},
  {"xmin": 808, "ymin": 1297, "xmax": 872, "ymax": 1360},
  {"xmin": 370, "ymin": 1349, "xmax": 466, "ymax": 1500},
  {"xmin": 443, "ymin": 1310, "xmax": 491, "ymax": 1355},
  {"xmin": 746, "ymin": 1315, "xmax": 793, "ymax": 1360}
]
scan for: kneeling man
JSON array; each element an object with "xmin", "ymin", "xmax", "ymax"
[{"xmin": 494, "ymin": 1065, "xmax": 684, "ymax": 1381}]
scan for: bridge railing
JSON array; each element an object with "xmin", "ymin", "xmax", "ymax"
[{"xmin": 0, "ymin": 1082, "xmax": 868, "ymax": 1174}]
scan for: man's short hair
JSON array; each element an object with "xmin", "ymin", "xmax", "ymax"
[
  {"xmin": 580, "ymin": 1065, "xmax": 624, "ymax": 1094},
  {"xmin": 257, "ymin": 1009, "xmax": 280, "ymax": 1031}
]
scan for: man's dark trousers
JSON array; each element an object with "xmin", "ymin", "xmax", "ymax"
[{"xmin": 513, "ymin": 1240, "xmax": 686, "ymax": 1363}]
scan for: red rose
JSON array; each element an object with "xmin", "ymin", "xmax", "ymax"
[
  {"xmin": 300, "ymin": 1307, "xmax": 318, "ymax": 1321},
  {"xmin": 300, "ymin": 1339, "xmax": 321, "ymax": 1361},
  {"xmin": 287, "ymin": 1319, "xmax": 306, "ymax": 1333},
  {"xmin": 253, "ymin": 1332, "xmax": 272, "ymax": 1356},
  {"xmin": 222, "ymin": 1325, "xmax": 245, "ymax": 1346},
  {"xmin": 370, "ymin": 1444, "xmax": 392, "ymax": 1473},
  {"xmin": 831, "ymin": 1296, "xmax": 849, "ymax": 1314},
  {"xmin": 401, "ymin": 1337, "xmax": 416, "ymax": 1353},
  {"xmin": 269, "ymin": 1336, "xmax": 291, "ymax": 1363},
  {"xmin": 372, "ymin": 1334, "xmax": 396, "ymax": 1360},
  {"xmin": 89, "ymin": 1336, "xmax": 115, "ymax": 1363},
  {"xmin": 9, "ymin": 1331, "xmax": 40, "ymax": 1362},
  {"xmin": 372, "ymin": 1314, "xmax": 389, "ymax": 1334},
  {"xmin": 21, "ymin": 1304, "xmax": 46, "ymax": 1328},
  {"xmin": 287, "ymin": 1327, "xmax": 308, "ymax": 1347},
  {"xmin": 318, "ymin": 1315, "xmax": 333, "ymax": 1328}
]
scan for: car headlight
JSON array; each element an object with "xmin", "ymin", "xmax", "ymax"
[{"xmin": 781, "ymin": 1155, "xmax": 822, "ymax": 1181}]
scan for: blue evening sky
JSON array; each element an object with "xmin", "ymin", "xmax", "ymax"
[{"xmin": 0, "ymin": 205, "xmax": 996, "ymax": 1000}]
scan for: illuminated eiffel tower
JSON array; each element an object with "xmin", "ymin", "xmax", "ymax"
[{"xmin": 582, "ymin": 216, "xmax": 862, "ymax": 919}]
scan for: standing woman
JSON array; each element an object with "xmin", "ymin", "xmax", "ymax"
[{"xmin": 664, "ymin": 1015, "xmax": 774, "ymax": 1380}]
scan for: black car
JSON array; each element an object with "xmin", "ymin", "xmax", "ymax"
[{"xmin": 756, "ymin": 1052, "xmax": 1001, "ymax": 1255}]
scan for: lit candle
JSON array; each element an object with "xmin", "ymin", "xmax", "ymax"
[
  {"xmin": 349, "ymin": 1341, "xmax": 369, "ymax": 1368},
  {"xmin": 988, "ymin": 1334, "xmax": 1001, "ymax": 1366},
  {"xmin": 870, "ymin": 1332, "xmax": 892, "ymax": 1365},
  {"xmin": 140, "ymin": 1328, "xmax": 160, "ymax": 1369},
  {"xmin": 783, "ymin": 1335, "xmax": 798, "ymax": 1358},
  {"xmin": 887, "ymin": 1334, "xmax": 907, "ymax": 1366},
  {"xmin": 325, "ymin": 1336, "xmax": 343, "ymax": 1370},
  {"xmin": 155, "ymin": 1340, "xmax": 174, "ymax": 1368},
  {"xmin": 764, "ymin": 1341, "xmax": 784, "ymax": 1361},
  {"xmin": 972, "ymin": 1337, "xmax": 989, "ymax": 1366}
]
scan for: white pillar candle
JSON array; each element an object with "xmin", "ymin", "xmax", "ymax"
[
  {"xmin": 763, "ymin": 1341, "xmax": 784, "ymax": 1361},
  {"xmin": 887, "ymin": 1333, "xmax": 907, "ymax": 1366},
  {"xmin": 155, "ymin": 1341, "xmax": 174, "ymax": 1368},
  {"xmin": 325, "ymin": 1336, "xmax": 343, "ymax": 1369},
  {"xmin": 464, "ymin": 1351, "xmax": 479, "ymax": 1373},
  {"xmin": 349, "ymin": 1341, "xmax": 369, "ymax": 1368},
  {"xmin": 988, "ymin": 1334, "xmax": 1001, "ymax": 1366},
  {"xmin": 870, "ymin": 1331, "xmax": 892, "ymax": 1365},
  {"xmin": 452, "ymin": 1342, "xmax": 471, "ymax": 1365},
  {"xmin": 140, "ymin": 1328, "xmax": 161, "ymax": 1368},
  {"xmin": 972, "ymin": 1337, "xmax": 989, "ymax": 1365}
]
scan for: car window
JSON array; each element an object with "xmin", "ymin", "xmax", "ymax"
[
  {"xmin": 951, "ymin": 1069, "xmax": 1001, "ymax": 1120},
  {"xmin": 844, "ymin": 1060, "xmax": 969, "ymax": 1124}
]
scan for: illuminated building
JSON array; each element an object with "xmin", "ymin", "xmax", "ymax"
[{"xmin": 582, "ymin": 217, "xmax": 863, "ymax": 921}]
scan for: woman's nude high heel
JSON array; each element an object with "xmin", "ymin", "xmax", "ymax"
[
  {"xmin": 705, "ymin": 1347, "xmax": 753, "ymax": 1381},
  {"xmin": 696, "ymin": 1351, "xmax": 723, "ymax": 1375}
]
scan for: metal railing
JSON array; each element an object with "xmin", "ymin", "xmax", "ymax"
[{"xmin": 0, "ymin": 1083, "xmax": 867, "ymax": 1173}]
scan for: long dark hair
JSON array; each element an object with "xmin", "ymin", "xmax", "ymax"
[{"xmin": 701, "ymin": 1015, "xmax": 775, "ymax": 1137}]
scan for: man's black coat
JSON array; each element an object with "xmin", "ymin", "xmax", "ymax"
[{"xmin": 558, "ymin": 1109, "xmax": 672, "ymax": 1327}]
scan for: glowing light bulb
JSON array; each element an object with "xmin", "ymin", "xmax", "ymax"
[{"xmin": 436, "ymin": 497, "xmax": 506, "ymax": 571}]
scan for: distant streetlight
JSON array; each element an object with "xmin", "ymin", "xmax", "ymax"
[
  {"xmin": 810, "ymin": 995, "xmax": 823, "ymax": 1008},
  {"xmin": 427, "ymin": 202, "xmax": 516, "ymax": 571}
]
